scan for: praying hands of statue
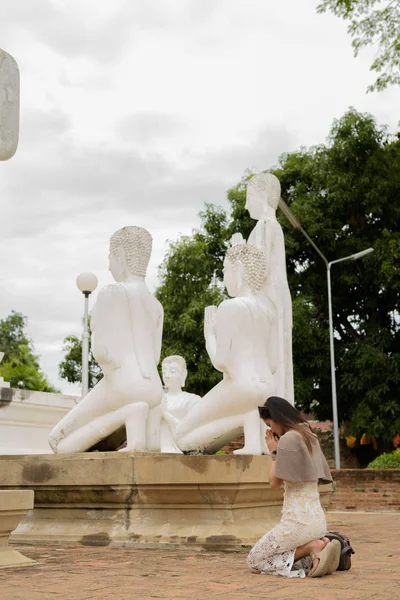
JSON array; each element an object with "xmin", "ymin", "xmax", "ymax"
[{"xmin": 204, "ymin": 305, "xmax": 218, "ymax": 340}]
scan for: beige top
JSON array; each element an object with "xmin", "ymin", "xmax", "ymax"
[{"xmin": 274, "ymin": 428, "xmax": 333, "ymax": 484}]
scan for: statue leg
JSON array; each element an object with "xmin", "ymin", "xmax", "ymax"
[
  {"xmin": 55, "ymin": 402, "xmax": 149, "ymax": 453},
  {"xmin": 178, "ymin": 379, "xmax": 265, "ymax": 436},
  {"xmin": 233, "ymin": 410, "xmax": 263, "ymax": 455},
  {"xmin": 177, "ymin": 381, "xmax": 271, "ymax": 453},
  {"xmin": 48, "ymin": 379, "xmax": 108, "ymax": 452},
  {"xmin": 146, "ymin": 405, "xmax": 162, "ymax": 451},
  {"xmin": 160, "ymin": 421, "xmax": 183, "ymax": 454},
  {"xmin": 120, "ymin": 402, "xmax": 149, "ymax": 452},
  {"xmin": 55, "ymin": 405, "xmax": 125, "ymax": 453}
]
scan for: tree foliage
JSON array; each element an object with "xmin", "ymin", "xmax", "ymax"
[
  {"xmin": 158, "ymin": 109, "xmax": 400, "ymax": 441},
  {"xmin": 367, "ymin": 448, "xmax": 400, "ymax": 468},
  {"xmin": 0, "ymin": 311, "xmax": 58, "ymax": 392},
  {"xmin": 273, "ymin": 108, "xmax": 400, "ymax": 441},
  {"xmin": 317, "ymin": 0, "xmax": 400, "ymax": 91},
  {"xmin": 58, "ymin": 320, "xmax": 103, "ymax": 390}
]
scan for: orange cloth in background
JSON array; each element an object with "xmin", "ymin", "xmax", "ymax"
[{"xmin": 346, "ymin": 435, "xmax": 357, "ymax": 449}]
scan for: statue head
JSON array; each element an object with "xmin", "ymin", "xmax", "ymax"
[
  {"xmin": 109, "ymin": 226, "xmax": 152, "ymax": 282},
  {"xmin": 162, "ymin": 355, "xmax": 188, "ymax": 392},
  {"xmin": 224, "ymin": 243, "xmax": 266, "ymax": 297},
  {"xmin": 245, "ymin": 173, "xmax": 281, "ymax": 220}
]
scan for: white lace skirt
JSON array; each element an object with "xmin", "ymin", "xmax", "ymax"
[{"xmin": 247, "ymin": 481, "xmax": 327, "ymax": 578}]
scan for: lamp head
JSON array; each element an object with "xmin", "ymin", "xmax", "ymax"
[
  {"xmin": 352, "ymin": 248, "xmax": 374, "ymax": 261},
  {"xmin": 76, "ymin": 272, "xmax": 98, "ymax": 294}
]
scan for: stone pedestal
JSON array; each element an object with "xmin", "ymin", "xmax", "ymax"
[
  {"xmin": 0, "ymin": 490, "xmax": 35, "ymax": 568},
  {"xmin": 0, "ymin": 453, "xmax": 333, "ymax": 551}
]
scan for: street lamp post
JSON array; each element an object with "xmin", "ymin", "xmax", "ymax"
[
  {"xmin": 76, "ymin": 272, "xmax": 98, "ymax": 398},
  {"xmin": 279, "ymin": 198, "xmax": 374, "ymax": 468}
]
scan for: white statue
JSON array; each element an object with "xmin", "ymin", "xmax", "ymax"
[
  {"xmin": 175, "ymin": 243, "xmax": 278, "ymax": 455},
  {"xmin": 157, "ymin": 355, "xmax": 200, "ymax": 453},
  {"xmin": 245, "ymin": 173, "xmax": 294, "ymax": 404},
  {"xmin": 0, "ymin": 49, "xmax": 19, "ymax": 161},
  {"xmin": 49, "ymin": 226, "xmax": 164, "ymax": 453},
  {"xmin": 0, "ymin": 352, "xmax": 10, "ymax": 388}
]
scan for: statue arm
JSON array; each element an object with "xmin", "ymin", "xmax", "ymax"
[
  {"xmin": 90, "ymin": 287, "xmax": 118, "ymax": 367},
  {"xmin": 204, "ymin": 305, "xmax": 219, "ymax": 371},
  {"xmin": 253, "ymin": 221, "xmax": 272, "ymax": 279},
  {"xmin": 163, "ymin": 411, "xmax": 180, "ymax": 429},
  {"xmin": 123, "ymin": 288, "xmax": 157, "ymax": 379},
  {"xmin": 154, "ymin": 304, "xmax": 164, "ymax": 365},
  {"xmin": 209, "ymin": 301, "xmax": 237, "ymax": 374}
]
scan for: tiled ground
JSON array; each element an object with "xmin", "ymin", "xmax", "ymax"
[{"xmin": 1, "ymin": 513, "xmax": 399, "ymax": 600}]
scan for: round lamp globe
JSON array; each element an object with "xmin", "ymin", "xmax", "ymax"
[{"xmin": 76, "ymin": 272, "xmax": 98, "ymax": 294}]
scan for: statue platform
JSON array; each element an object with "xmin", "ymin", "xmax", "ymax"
[
  {"xmin": 0, "ymin": 453, "xmax": 333, "ymax": 551},
  {"xmin": 0, "ymin": 490, "xmax": 35, "ymax": 568}
]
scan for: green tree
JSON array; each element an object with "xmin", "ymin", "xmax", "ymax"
[
  {"xmin": 58, "ymin": 320, "xmax": 102, "ymax": 389},
  {"xmin": 0, "ymin": 311, "xmax": 58, "ymax": 392},
  {"xmin": 275, "ymin": 108, "xmax": 400, "ymax": 440},
  {"xmin": 317, "ymin": 0, "xmax": 400, "ymax": 91},
  {"xmin": 158, "ymin": 109, "xmax": 400, "ymax": 442}
]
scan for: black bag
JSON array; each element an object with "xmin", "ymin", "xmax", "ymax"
[{"xmin": 325, "ymin": 531, "xmax": 355, "ymax": 571}]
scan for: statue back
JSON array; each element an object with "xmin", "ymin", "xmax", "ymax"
[
  {"xmin": 220, "ymin": 296, "xmax": 277, "ymax": 383},
  {"xmin": 92, "ymin": 282, "xmax": 163, "ymax": 379}
]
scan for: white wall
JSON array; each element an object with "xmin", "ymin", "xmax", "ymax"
[{"xmin": 0, "ymin": 388, "xmax": 78, "ymax": 454}]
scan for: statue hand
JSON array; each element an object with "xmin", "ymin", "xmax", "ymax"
[
  {"xmin": 230, "ymin": 232, "xmax": 245, "ymax": 247},
  {"xmin": 204, "ymin": 305, "xmax": 217, "ymax": 338}
]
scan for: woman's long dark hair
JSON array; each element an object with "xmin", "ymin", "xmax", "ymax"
[{"xmin": 258, "ymin": 396, "xmax": 317, "ymax": 454}]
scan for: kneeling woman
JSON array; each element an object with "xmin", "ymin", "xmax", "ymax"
[{"xmin": 247, "ymin": 396, "xmax": 340, "ymax": 578}]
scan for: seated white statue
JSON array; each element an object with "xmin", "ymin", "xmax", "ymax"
[
  {"xmin": 245, "ymin": 173, "xmax": 294, "ymax": 404},
  {"xmin": 48, "ymin": 226, "xmax": 164, "ymax": 453},
  {"xmin": 175, "ymin": 243, "xmax": 278, "ymax": 455},
  {"xmin": 158, "ymin": 355, "xmax": 201, "ymax": 453}
]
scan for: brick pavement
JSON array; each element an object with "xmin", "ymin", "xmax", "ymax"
[{"xmin": 1, "ymin": 513, "xmax": 399, "ymax": 600}]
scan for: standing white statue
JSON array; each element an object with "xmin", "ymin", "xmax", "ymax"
[
  {"xmin": 49, "ymin": 226, "xmax": 164, "ymax": 453},
  {"xmin": 0, "ymin": 352, "xmax": 10, "ymax": 388},
  {"xmin": 0, "ymin": 49, "xmax": 19, "ymax": 161},
  {"xmin": 245, "ymin": 173, "xmax": 294, "ymax": 405},
  {"xmin": 176, "ymin": 243, "xmax": 278, "ymax": 455},
  {"xmin": 157, "ymin": 355, "xmax": 200, "ymax": 453}
]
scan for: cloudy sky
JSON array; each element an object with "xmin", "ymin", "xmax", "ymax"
[{"xmin": 0, "ymin": 0, "xmax": 399, "ymax": 395}]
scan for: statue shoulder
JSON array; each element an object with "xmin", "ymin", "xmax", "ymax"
[
  {"xmin": 98, "ymin": 283, "xmax": 125, "ymax": 296},
  {"xmin": 96, "ymin": 284, "xmax": 126, "ymax": 304},
  {"xmin": 219, "ymin": 297, "xmax": 246, "ymax": 310},
  {"xmin": 220, "ymin": 297, "xmax": 255, "ymax": 312},
  {"xmin": 217, "ymin": 298, "xmax": 252, "ymax": 326}
]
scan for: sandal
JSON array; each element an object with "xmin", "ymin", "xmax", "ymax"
[{"xmin": 309, "ymin": 540, "xmax": 341, "ymax": 577}]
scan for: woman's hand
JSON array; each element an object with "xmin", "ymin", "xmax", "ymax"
[{"xmin": 265, "ymin": 429, "xmax": 278, "ymax": 453}]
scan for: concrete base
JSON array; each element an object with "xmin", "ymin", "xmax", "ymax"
[
  {"xmin": 0, "ymin": 453, "xmax": 333, "ymax": 551},
  {"xmin": 0, "ymin": 490, "xmax": 35, "ymax": 568}
]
